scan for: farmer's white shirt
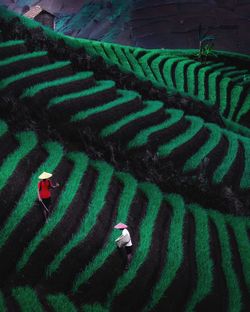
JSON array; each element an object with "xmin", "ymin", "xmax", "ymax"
[{"xmin": 122, "ymin": 229, "xmax": 132, "ymax": 246}]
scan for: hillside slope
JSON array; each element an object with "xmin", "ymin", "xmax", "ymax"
[{"xmin": 0, "ymin": 6, "xmax": 250, "ymax": 312}]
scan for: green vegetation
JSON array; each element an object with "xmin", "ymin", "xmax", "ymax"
[
  {"xmin": 48, "ymin": 80, "xmax": 115, "ymax": 108},
  {"xmin": 47, "ymin": 161, "xmax": 114, "ymax": 278},
  {"xmin": 0, "ymin": 119, "xmax": 7, "ymax": 137},
  {"xmin": 0, "ymin": 39, "xmax": 24, "ymax": 48},
  {"xmin": 157, "ymin": 116, "xmax": 204, "ymax": 157},
  {"xmin": 71, "ymin": 172, "xmax": 137, "ymax": 291},
  {"xmin": 197, "ymin": 63, "xmax": 224, "ymax": 101},
  {"xmin": 71, "ymin": 90, "xmax": 141, "ymax": 122},
  {"xmin": 143, "ymin": 194, "xmax": 185, "ymax": 312},
  {"xmin": 21, "ymin": 71, "xmax": 93, "ymax": 99},
  {"xmin": 175, "ymin": 59, "xmax": 195, "ymax": 93},
  {"xmin": 127, "ymin": 109, "xmax": 184, "ymax": 149},
  {"xmin": 0, "ymin": 291, "xmax": 6, "ymax": 312},
  {"xmin": 47, "ymin": 294, "xmax": 77, "ymax": 312},
  {"xmin": 210, "ymin": 211, "xmax": 242, "ymax": 312},
  {"xmin": 185, "ymin": 204, "xmax": 213, "ymax": 311},
  {"xmin": 105, "ymin": 183, "xmax": 163, "ymax": 307},
  {"xmin": 101, "ymin": 101, "xmax": 163, "ymax": 138},
  {"xmin": 17, "ymin": 152, "xmax": 88, "ymax": 272},
  {"xmin": 229, "ymin": 219, "xmax": 250, "ymax": 293},
  {"xmin": 235, "ymin": 92, "xmax": 250, "ymax": 123},
  {"xmin": 0, "ymin": 5, "xmax": 250, "ymax": 311},
  {"xmin": 0, "ymin": 132, "xmax": 37, "ymax": 192},
  {"xmin": 212, "ymin": 131, "xmax": 238, "ymax": 184},
  {"xmin": 0, "ymin": 61, "xmax": 71, "ymax": 90},
  {"xmin": 12, "ymin": 287, "xmax": 43, "ymax": 312},
  {"xmin": 0, "ymin": 142, "xmax": 64, "ymax": 249},
  {"xmin": 0, "ymin": 51, "xmax": 47, "ymax": 68},
  {"xmin": 183, "ymin": 123, "xmax": 221, "ymax": 172},
  {"xmin": 239, "ymin": 137, "xmax": 250, "ymax": 189}
]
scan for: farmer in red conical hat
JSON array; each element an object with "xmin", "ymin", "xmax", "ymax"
[
  {"xmin": 37, "ymin": 172, "xmax": 59, "ymax": 222},
  {"xmin": 114, "ymin": 223, "xmax": 133, "ymax": 270}
]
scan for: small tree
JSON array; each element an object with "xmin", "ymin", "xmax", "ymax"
[{"xmin": 196, "ymin": 24, "xmax": 217, "ymax": 62}]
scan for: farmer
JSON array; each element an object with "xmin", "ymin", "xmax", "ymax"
[
  {"xmin": 114, "ymin": 223, "xmax": 132, "ymax": 270},
  {"xmin": 37, "ymin": 171, "xmax": 59, "ymax": 221}
]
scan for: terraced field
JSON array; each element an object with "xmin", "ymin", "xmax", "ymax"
[
  {"xmin": 84, "ymin": 42, "xmax": 250, "ymax": 130},
  {"xmin": 0, "ymin": 119, "xmax": 249, "ymax": 311},
  {"xmin": 0, "ymin": 34, "xmax": 249, "ymax": 193},
  {"xmin": 0, "ymin": 5, "xmax": 250, "ymax": 312}
]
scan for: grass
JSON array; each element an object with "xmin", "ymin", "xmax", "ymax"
[
  {"xmin": 0, "ymin": 6, "xmax": 250, "ymax": 310},
  {"xmin": 21, "ymin": 71, "xmax": 93, "ymax": 99},
  {"xmin": 0, "ymin": 119, "xmax": 7, "ymax": 137},
  {"xmin": 100, "ymin": 100, "xmax": 164, "ymax": 138},
  {"xmin": 208, "ymin": 66, "xmax": 236, "ymax": 105},
  {"xmin": 12, "ymin": 287, "xmax": 43, "ymax": 312},
  {"xmin": 122, "ymin": 47, "xmax": 145, "ymax": 77},
  {"xmin": 139, "ymin": 51, "xmax": 160, "ymax": 81},
  {"xmin": 48, "ymin": 80, "xmax": 115, "ymax": 108},
  {"xmin": 183, "ymin": 123, "xmax": 221, "ymax": 173},
  {"xmin": 239, "ymin": 137, "xmax": 250, "ymax": 189},
  {"xmin": 186, "ymin": 62, "xmax": 207, "ymax": 98},
  {"xmin": 218, "ymin": 72, "xmax": 244, "ymax": 115},
  {"xmin": 0, "ymin": 51, "xmax": 47, "ymax": 68},
  {"xmin": 17, "ymin": 152, "xmax": 89, "ymax": 272},
  {"xmin": 143, "ymin": 194, "xmax": 185, "ymax": 312},
  {"xmin": 47, "ymin": 160, "xmax": 114, "ymax": 278},
  {"xmin": 150, "ymin": 55, "xmax": 173, "ymax": 86},
  {"xmin": 0, "ymin": 61, "xmax": 71, "ymax": 90},
  {"xmin": 157, "ymin": 116, "xmax": 204, "ymax": 158},
  {"xmin": 185, "ymin": 204, "xmax": 213, "ymax": 312},
  {"xmin": 0, "ymin": 291, "xmax": 6, "ymax": 312},
  {"xmin": 71, "ymin": 89, "xmax": 141, "ymax": 122},
  {"xmin": 0, "ymin": 132, "xmax": 37, "ymax": 192},
  {"xmin": 127, "ymin": 109, "xmax": 184, "ymax": 149},
  {"xmin": 162, "ymin": 57, "xmax": 187, "ymax": 90},
  {"xmin": 210, "ymin": 211, "xmax": 242, "ymax": 312},
  {"xmin": 227, "ymin": 85, "xmax": 244, "ymax": 120},
  {"xmin": 105, "ymin": 182, "xmax": 163, "ymax": 307},
  {"xmin": 71, "ymin": 172, "xmax": 137, "ymax": 291},
  {"xmin": 235, "ymin": 92, "xmax": 250, "ymax": 123},
  {"xmin": 47, "ymin": 294, "xmax": 77, "ymax": 312},
  {"xmin": 0, "ymin": 6, "xmax": 249, "ymax": 139},
  {"xmin": 197, "ymin": 63, "xmax": 224, "ymax": 101},
  {"xmin": 212, "ymin": 131, "xmax": 238, "ymax": 184},
  {"xmin": 0, "ymin": 39, "xmax": 24, "ymax": 48},
  {"xmin": 175, "ymin": 59, "xmax": 195, "ymax": 93},
  {"xmin": 229, "ymin": 219, "xmax": 250, "ymax": 293},
  {"xmin": 0, "ymin": 141, "xmax": 64, "ymax": 249}
]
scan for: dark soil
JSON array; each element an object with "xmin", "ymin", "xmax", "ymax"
[
  {"xmin": 46, "ymin": 175, "xmax": 123, "ymax": 292},
  {"xmin": 0, "ymin": 54, "xmax": 50, "ymax": 80},
  {"xmin": 111, "ymin": 201, "xmax": 172, "ymax": 312},
  {"xmin": 153, "ymin": 212, "xmax": 196, "ymax": 312},
  {"xmin": 196, "ymin": 219, "xmax": 228, "ymax": 311},
  {"xmin": 227, "ymin": 224, "xmax": 250, "ymax": 311},
  {"xmin": 0, "ymin": 158, "xmax": 71, "ymax": 289},
  {"xmin": 0, "ymin": 147, "xmax": 47, "ymax": 228},
  {"xmin": 74, "ymin": 190, "xmax": 148, "ymax": 305},
  {"xmin": 23, "ymin": 74, "xmax": 96, "ymax": 111},
  {"xmin": 3, "ymin": 63, "xmax": 73, "ymax": 96},
  {"xmin": 15, "ymin": 158, "xmax": 73, "ymax": 285}
]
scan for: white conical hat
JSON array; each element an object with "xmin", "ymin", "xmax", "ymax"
[{"xmin": 38, "ymin": 172, "xmax": 52, "ymax": 179}]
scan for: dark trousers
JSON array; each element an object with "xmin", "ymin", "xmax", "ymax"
[
  {"xmin": 118, "ymin": 246, "xmax": 132, "ymax": 266},
  {"xmin": 40, "ymin": 198, "xmax": 51, "ymax": 220}
]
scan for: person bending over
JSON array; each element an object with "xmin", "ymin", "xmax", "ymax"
[{"xmin": 114, "ymin": 223, "xmax": 132, "ymax": 270}]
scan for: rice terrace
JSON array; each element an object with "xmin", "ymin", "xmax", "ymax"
[{"xmin": 0, "ymin": 2, "xmax": 250, "ymax": 312}]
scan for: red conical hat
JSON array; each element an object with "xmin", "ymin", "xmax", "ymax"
[{"xmin": 114, "ymin": 223, "xmax": 128, "ymax": 229}]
